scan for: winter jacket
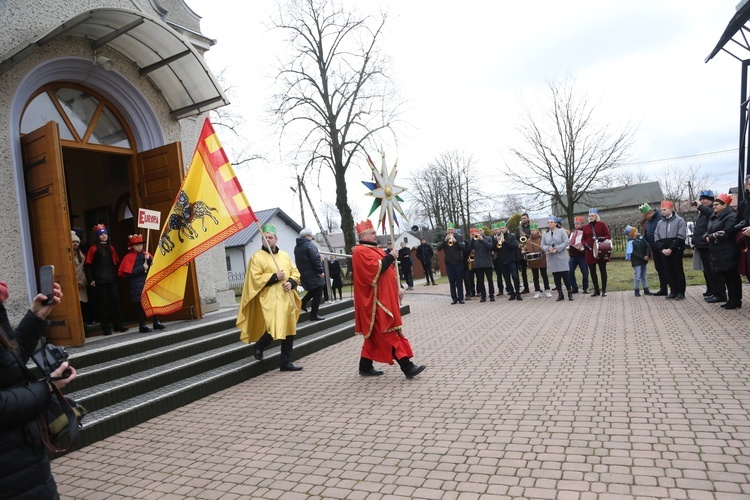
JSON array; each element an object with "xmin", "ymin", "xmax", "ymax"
[
  {"xmin": 397, "ymin": 247, "xmax": 413, "ymax": 272},
  {"xmin": 294, "ymin": 237, "xmax": 325, "ymax": 290},
  {"xmin": 118, "ymin": 250, "xmax": 152, "ymax": 303},
  {"xmin": 540, "ymin": 228, "xmax": 570, "ymax": 273},
  {"xmin": 644, "ymin": 210, "xmax": 662, "ymax": 248},
  {"xmin": 415, "ymin": 243, "xmax": 434, "ymax": 267},
  {"xmin": 631, "ymin": 238, "xmax": 650, "ymax": 267},
  {"xmin": 706, "ymin": 207, "xmax": 740, "ymax": 273},
  {"xmin": 84, "ymin": 243, "xmax": 120, "ymax": 284},
  {"xmin": 0, "ymin": 303, "xmax": 59, "ymax": 499},
  {"xmin": 581, "ymin": 221, "xmax": 611, "ymax": 265},
  {"xmin": 692, "ymin": 203, "xmax": 713, "ymax": 250},
  {"xmin": 467, "ymin": 236, "xmax": 493, "ymax": 269},
  {"xmin": 437, "ymin": 237, "xmax": 466, "ymax": 265},
  {"xmin": 491, "ymin": 232, "xmax": 520, "ymax": 265},
  {"xmin": 327, "ymin": 259, "xmax": 343, "ymax": 289},
  {"xmin": 654, "ymin": 213, "xmax": 687, "ymax": 252}
]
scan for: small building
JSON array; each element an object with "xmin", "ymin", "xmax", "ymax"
[{"xmin": 553, "ymin": 181, "xmax": 665, "ymax": 224}]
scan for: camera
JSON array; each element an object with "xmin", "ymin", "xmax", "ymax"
[
  {"xmin": 735, "ymin": 219, "xmax": 749, "ymax": 231},
  {"xmin": 32, "ymin": 343, "xmax": 71, "ymax": 379}
]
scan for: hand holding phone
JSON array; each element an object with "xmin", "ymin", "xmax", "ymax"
[{"xmin": 39, "ymin": 265, "xmax": 55, "ymax": 306}]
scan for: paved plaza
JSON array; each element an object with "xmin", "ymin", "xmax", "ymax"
[{"xmin": 53, "ymin": 283, "xmax": 750, "ymax": 499}]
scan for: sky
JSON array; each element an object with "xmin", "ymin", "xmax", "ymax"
[{"xmin": 186, "ymin": 0, "xmax": 744, "ymax": 231}]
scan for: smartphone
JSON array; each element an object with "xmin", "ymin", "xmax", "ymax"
[{"xmin": 39, "ymin": 265, "xmax": 55, "ymax": 305}]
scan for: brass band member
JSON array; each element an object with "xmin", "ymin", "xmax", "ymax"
[
  {"xmin": 567, "ymin": 216, "xmax": 589, "ymax": 294},
  {"xmin": 492, "ymin": 221, "xmax": 523, "ymax": 300},
  {"xmin": 541, "ymin": 216, "xmax": 573, "ymax": 301},
  {"xmin": 522, "ymin": 222, "xmax": 551, "ymax": 298},
  {"xmin": 581, "ymin": 208, "xmax": 611, "ymax": 297},
  {"xmin": 436, "ymin": 223, "xmax": 467, "ymax": 304},
  {"xmin": 468, "ymin": 223, "xmax": 495, "ymax": 302},
  {"xmin": 516, "ymin": 213, "xmax": 532, "ymax": 294},
  {"xmin": 490, "ymin": 223, "xmax": 505, "ymax": 296}
]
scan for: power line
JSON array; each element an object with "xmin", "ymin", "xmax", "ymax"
[{"xmin": 623, "ymin": 148, "xmax": 737, "ymax": 166}]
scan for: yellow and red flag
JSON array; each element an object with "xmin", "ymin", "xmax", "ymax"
[{"xmin": 142, "ymin": 118, "xmax": 257, "ymax": 316}]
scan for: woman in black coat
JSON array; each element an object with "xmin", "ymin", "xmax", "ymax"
[
  {"xmin": 704, "ymin": 193, "xmax": 742, "ymax": 309},
  {"xmin": 0, "ymin": 280, "xmax": 76, "ymax": 499}
]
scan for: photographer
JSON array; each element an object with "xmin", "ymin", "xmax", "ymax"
[
  {"xmin": 1, "ymin": 279, "xmax": 77, "ymax": 498},
  {"xmin": 705, "ymin": 194, "xmax": 742, "ymax": 309},
  {"xmin": 692, "ymin": 191, "xmax": 722, "ymax": 302}
]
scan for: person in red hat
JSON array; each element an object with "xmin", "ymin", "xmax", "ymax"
[
  {"xmin": 352, "ymin": 219, "xmax": 426, "ymax": 378},
  {"xmin": 84, "ymin": 224, "xmax": 126, "ymax": 335},
  {"xmin": 119, "ymin": 234, "xmax": 165, "ymax": 332},
  {"xmin": 654, "ymin": 200, "xmax": 687, "ymax": 300},
  {"xmin": 704, "ymin": 193, "xmax": 742, "ymax": 309}
]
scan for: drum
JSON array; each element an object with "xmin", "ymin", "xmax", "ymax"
[
  {"xmin": 524, "ymin": 251, "xmax": 543, "ymax": 262},
  {"xmin": 594, "ymin": 239, "xmax": 612, "ymax": 261}
]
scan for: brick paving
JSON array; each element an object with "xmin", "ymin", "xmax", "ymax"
[{"xmin": 53, "ymin": 282, "xmax": 750, "ymax": 499}]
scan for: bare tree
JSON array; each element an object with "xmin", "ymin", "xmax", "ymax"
[
  {"xmin": 658, "ymin": 164, "xmax": 717, "ymax": 214},
  {"xmin": 505, "ymin": 78, "xmax": 635, "ymax": 227},
  {"xmin": 408, "ymin": 150, "xmax": 484, "ymax": 232},
  {"xmin": 271, "ymin": 0, "xmax": 404, "ymax": 252},
  {"xmin": 319, "ymin": 201, "xmax": 340, "ymax": 233},
  {"xmin": 598, "ymin": 168, "xmax": 650, "ymax": 190}
]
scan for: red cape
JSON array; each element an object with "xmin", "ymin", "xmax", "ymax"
[{"xmin": 352, "ymin": 243, "xmax": 413, "ymax": 364}]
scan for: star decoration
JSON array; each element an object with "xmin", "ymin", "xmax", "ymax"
[{"xmin": 361, "ymin": 150, "xmax": 408, "ymax": 233}]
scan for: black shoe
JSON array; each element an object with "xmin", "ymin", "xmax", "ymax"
[
  {"xmin": 591, "ymin": 290, "xmax": 600, "ymax": 297},
  {"xmin": 634, "ymin": 289, "xmax": 641, "ymax": 297},
  {"xmin": 489, "ymin": 296, "xmax": 495, "ymax": 302},
  {"xmin": 139, "ymin": 326, "xmax": 152, "ymax": 333},
  {"xmin": 602, "ymin": 290, "xmax": 607, "ymax": 297},
  {"xmin": 280, "ymin": 363, "xmax": 303, "ymax": 372},
  {"xmin": 360, "ymin": 368, "xmax": 384, "ymax": 376},
  {"xmin": 252, "ymin": 345, "xmax": 263, "ymax": 361},
  {"xmin": 516, "ymin": 293, "xmax": 523, "ymax": 301},
  {"xmin": 723, "ymin": 301, "xmax": 742, "ymax": 310},
  {"xmin": 115, "ymin": 327, "xmax": 129, "ymax": 333},
  {"xmin": 508, "ymin": 294, "xmax": 516, "ymax": 301},
  {"xmin": 582, "ymin": 289, "xmax": 589, "ymax": 294},
  {"xmin": 103, "ymin": 330, "xmax": 112, "ymax": 336},
  {"xmin": 705, "ymin": 295, "xmax": 726, "ymax": 303},
  {"xmin": 568, "ymin": 292, "xmax": 574, "ymax": 301},
  {"xmin": 459, "ymin": 300, "xmax": 465, "ymax": 304},
  {"xmin": 702, "ymin": 291, "xmax": 712, "ymax": 297},
  {"xmin": 310, "ymin": 315, "xmax": 325, "ymax": 321},
  {"xmin": 674, "ymin": 293, "xmax": 685, "ymax": 300},
  {"xmin": 556, "ymin": 295, "xmax": 564, "ymax": 302},
  {"xmin": 521, "ymin": 287, "xmax": 530, "ymax": 294},
  {"xmin": 451, "ymin": 301, "xmax": 458, "ymax": 305},
  {"xmin": 153, "ymin": 322, "xmax": 166, "ymax": 330},
  {"xmin": 480, "ymin": 297, "xmax": 486, "ymax": 303},
  {"xmin": 301, "ymin": 306, "xmax": 308, "ymax": 313},
  {"xmin": 666, "ymin": 293, "xmax": 676, "ymax": 299},
  {"xmin": 571, "ymin": 289, "xmax": 579, "ymax": 294},
  {"xmin": 653, "ymin": 290, "xmax": 668, "ymax": 296},
  {"xmin": 405, "ymin": 365, "xmax": 426, "ymax": 379},
  {"xmin": 643, "ymin": 289, "xmax": 652, "ymax": 296}
]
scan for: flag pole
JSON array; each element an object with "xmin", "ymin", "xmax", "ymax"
[
  {"xmin": 386, "ymin": 206, "xmax": 401, "ymax": 291},
  {"xmin": 255, "ymin": 220, "xmax": 299, "ymax": 311}
]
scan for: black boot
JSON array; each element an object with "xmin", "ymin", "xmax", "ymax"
[
  {"xmin": 591, "ymin": 288, "xmax": 600, "ymax": 297},
  {"xmin": 359, "ymin": 357, "xmax": 383, "ymax": 376},
  {"xmin": 568, "ymin": 291, "xmax": 574, "ymax": 301},
  {"xmin": 397, "ymin": 357, "xmax": 426, "ymax": 379},
  {"xmin": 516, "ymin": 293, "xmax": 523, "ymax": 301},
  {"xmin": 556, "ymin": 291, "xmax": 564, "ymax": 301}
]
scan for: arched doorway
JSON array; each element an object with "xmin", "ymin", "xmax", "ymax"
[{"xmin": 19, "ymin": 82, "xmax": 201, "ymax": 346}]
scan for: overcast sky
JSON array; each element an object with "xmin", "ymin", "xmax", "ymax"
[{"xmin": 187, "ymin": 0, "xmax": 743, "ymax": 230}]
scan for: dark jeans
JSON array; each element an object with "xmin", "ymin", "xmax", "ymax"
[
  {"xmin": 301, "ymin": 286, "xmax": 323, "ymax": 317},
  {"xmin": 94, "ymin": 281, "xmax": 123, "ymax": 333},
  {"xmin": 697, "ymin": 248, "xmax": 720, "ymax": 295},
  {"xmin": 552, "ymin": 271, "xmax": 572, "ymax": 294},
  {"xmin": 588, "ymin": 261, "xmax": 608, "ymax": 292},
  {"xmin": 531, "ymin": 267, "xmax": 550, "ymax": 291},
  {"xmin": 474, "ymin": 267, "xmax": 494, "ymax": 299},
  {"xmin": 715, "ymin": 268, "xmax": 742, "ymax": 304},
  {"xmin": 400, "ymin": 267, "xmax": 414, "ymax": 288},
  {"xmin": 499, "ymin": 261, "xmax": 521, "ymax": 294},
  {"xmin": 650, "ymin": 247, "xmax": 669, "ymax": 292},
  {"xmin": 256, "ymin": 332, "xmax": 295, "ymax": 366},
  {"xmin": 446, "ymin": 262, "xmax": 465, "ymax": 302},
  {"xmin": 519, "ymin": 257, "xmax": 529, "ymax": 289},
  {"xmin": 568, "ymin": 255, "xmax": 589, "ymax": 292},
  {"xmin": 492, "ymin": 262, "xmax": 505, "ymax": 294},
  {"xmin": 663, "ymin": 250, "xmax": 686, "ymax": 294},
  {"xmin": 421, "ymin": 261, "xmax": 435, "ymax": 284},
  {"xmin": 464, "ymin": 269, "xmax": 476, "ymax": 297}
]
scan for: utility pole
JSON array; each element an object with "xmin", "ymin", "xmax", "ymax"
[{"xmin": 297, "ymin": 175, "xmax": 334, "ymax": 252}]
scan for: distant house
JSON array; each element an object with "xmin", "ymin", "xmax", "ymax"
[
  {"xmin": 553, "ymin": 181, "xmax": 665, "ymax": 224},
  {"xmin": 311, "ymin": 232, "xmax": 347, "ymax": 255},
  {"xmin": 223, "ymin": 208, "xmax": 303, "ymax": 275}
]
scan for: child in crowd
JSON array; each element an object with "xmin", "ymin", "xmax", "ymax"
[
  {"xmin": 626, "ymin": 225, "xmax": 651, "ymax": 296},
  {"xmin": 118, "ymin": 234, "xmax": 165, "ymax": 333}
]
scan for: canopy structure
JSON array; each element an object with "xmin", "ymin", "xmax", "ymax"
[
  {"xmin": 0, "ymin": 8, "xmax": 229, "ymax": 119},
  {"xmin": 706, "ymin": 0, "xmax": 750, "ymax": 200}
]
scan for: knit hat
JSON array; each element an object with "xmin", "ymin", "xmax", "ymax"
[
  {"xmin": 261, "ymin": 223, "xmax": 277, "ymax": 234},
  {"xmin": 660, "ymin": 200, "xmax": 674, "ymax": 210},
  {"xmin": 93, "ymin": 223, "xmax": 107, "ymax": 236},
  {"xmin": 624, "ymin": 225, "xmax": 638, "ymax": 239},
  {"xmin": 71, "ymin": 230, "xmax": 80, "ymax": 243},
  {"xmin": 638, "ymin": 203, "xmax": 651, "ymax": 214},
  {"xmin": 355, "ymin": 220, "xmax": 374, "ymax": 234},
  {"xmin": 299, "ymin": 228, "xmax": 313, "ymax": 237}
]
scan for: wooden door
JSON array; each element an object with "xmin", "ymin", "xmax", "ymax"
[
  {"xmin": 21, "ymin": 122, "xmax": 85, "ymax": 346},
  {"xmin": 132, "ymin": 144, "xmax": 202, "ymax": 320}
]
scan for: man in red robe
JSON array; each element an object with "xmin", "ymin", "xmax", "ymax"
[{"xmin": 353, "ymin": 220, "xmax": 426, "ymax": 378}]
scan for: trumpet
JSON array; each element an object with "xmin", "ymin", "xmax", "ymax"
[
  {"xmin": 446, "ymin": 234, "xmax": 455, "ymax": 246},
  {"xmin": 519, "ymin": 234, "xmax": 528, "ymax": 245},
  {"xmin": 496, "ymin": 231, "xmax": 505, "ymax": 248}
]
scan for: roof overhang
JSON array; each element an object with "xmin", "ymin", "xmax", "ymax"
[
  {"xmin": 706, "ymin": 1, "xmax": 750, "ymax": 63},
  {"xmin": 0, "ymin": 8, "xmax": 229, "ymax": 119}
]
